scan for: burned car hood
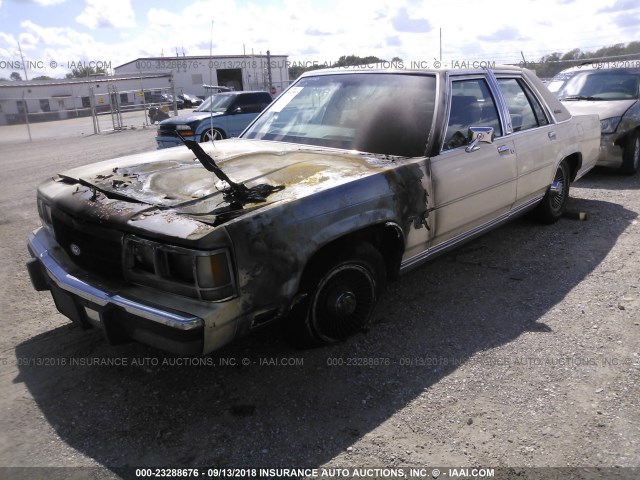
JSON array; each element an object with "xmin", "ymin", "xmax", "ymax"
[
  {"xmin": 562, "ymin": 99, "xmax": 638, "ymax": 119},
  {"xmin": 58, "ymin": 139, "xmax": 397, "ymax": 218}
]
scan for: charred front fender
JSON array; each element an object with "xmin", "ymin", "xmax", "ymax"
[{"xmin": 223, "ymin": 161, "xmax": 430, "ymax": 329}]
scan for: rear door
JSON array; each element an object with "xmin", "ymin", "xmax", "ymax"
[{"xmin": 493, "ymin": 75, "xmax": 559, "ymax": 207}]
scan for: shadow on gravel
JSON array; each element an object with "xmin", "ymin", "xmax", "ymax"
[
  {"xmin": 13, "ymin": 197, "xmax": 636, "ymax": 474},
  {"xmin": 574, "ymin": 167, "xmax": 640, "ymax": 191}
]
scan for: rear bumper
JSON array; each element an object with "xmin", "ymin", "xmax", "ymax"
[{"xmin": 27, "ymin": 228, "xmax": 205, "ymax": 355}]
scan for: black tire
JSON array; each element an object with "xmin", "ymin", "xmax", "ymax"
[
  {"xmin": 200, "ymin": 128, "xmax": 225, "ymax": 142},
  {"xmin": 535, "ymin": 159, "xmax": 570, "ymax": 224},
  {"xmin": 284, "ymin": 242, "xmax": 386, "ymax": 348},
  {"xmin": 620, "ymin": 131, "xmax": 640, "ymax": 175}
]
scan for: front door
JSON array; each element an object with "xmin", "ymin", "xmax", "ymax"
[{"xmin": 430, "ymin": 75, "xmax": 517, "ymax": 247}]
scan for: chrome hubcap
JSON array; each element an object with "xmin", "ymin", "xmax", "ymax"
[
  {"xmin": 550, "ymin": 167, "xmax": 566, "ymax": 211},
  {"xmin": 329, "ymin": 291, "xmax": 357, "ymax": 317},
  {"xmin": 312, "ymin": 264, "xmax": 376, "ymax": 341},
  {"xmin": 204, "ymin": 130, "xmax": 221, "ymax": 141}
]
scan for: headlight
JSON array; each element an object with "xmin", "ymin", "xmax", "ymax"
[
  {"xmin": 37, "ymin": 197, "xmax": 54, "ymax": 236},
  {"xmin": 123, "ymin": 236, "xmax": 235, "ymax": 302},
  {"xmin": 175, "ymin": 124, "xmax": 194, "ymax": 136},
  {"xmin": 600, "ymin": 116, "xmax": 621, "ymax": 134}
]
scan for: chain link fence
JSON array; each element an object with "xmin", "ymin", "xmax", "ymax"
[
  {"xmin": 0, "ymin": 84, "xmax": 185, "ymax": 142},
  {"xmin": 1, "ymin": 78, "xmax": 292, "ymax": 143}
]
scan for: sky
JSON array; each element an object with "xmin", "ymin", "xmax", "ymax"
[{"xmin": 0, "ymin": 0, "xmax": 638, "ymax": 79}]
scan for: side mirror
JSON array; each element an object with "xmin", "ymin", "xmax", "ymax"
[
  {"xmin": 465, "ymin": 126, "xmax": 494, "ymax": 153},
  {"xmin": 231, "ymin": 106, "xmax": 243, "ymax": 114}
]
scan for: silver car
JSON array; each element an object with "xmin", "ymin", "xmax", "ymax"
[{"xmin": 555, "ymin": 66, "xmax": 640, "ymax": 174}]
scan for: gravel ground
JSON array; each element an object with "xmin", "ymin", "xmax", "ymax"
[{"xmin": 0, "ymin": 128, "xmax": 639, "ymax": 480}]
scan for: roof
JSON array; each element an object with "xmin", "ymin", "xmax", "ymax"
[
  {"xmin": 214, "ymin": 90, "xmax": 272, "ymax": 95},
  {"xmin": 298, "ymin": 64, "xmax": 524, "ymax": 77},
  {"xmin": 555, "ymin": 65, "xmax": 640, "ymax": 75},
  {"xmin": 0, "ymin": 72, "xmax": 172, "ymax": 89},
  {"xmin": 115, "ymin": 54, "xmax": 288, "ymax": 70}
]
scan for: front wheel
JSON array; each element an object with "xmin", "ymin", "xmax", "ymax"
[
  {"xmin": 620, "ymin": 131, "xmax": 640, "ymax": 175},
  {"xmin": 284, "ymin": 242, "xmax": 386, "ymax": 348},
  {"xmin": 534, "ymin": 159, "xmax": 570, "ymax": 224},
  {"xmin": 200, "ymin": 128, "xmax": 225, "ymax": 142}
]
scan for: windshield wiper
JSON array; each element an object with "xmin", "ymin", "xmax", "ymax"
[
  {"xmin": 176, "ymin": 132, "xmax": 285, "ymax": 207},
  {"xmin": 561, "ymin": 95, "xmax": 604, "ymax": 101}
]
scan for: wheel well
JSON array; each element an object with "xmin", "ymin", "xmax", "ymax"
[
  {"xmin": 614, "ymin": 127, "xmax": 640, "ymax": 147},
  {"xmin": 563, "ymin": 152, "xmax": 582, "ymax": 181},
  {"xmin": 300, "ymin": 223, "xmax": 405, "ymax": 287}
]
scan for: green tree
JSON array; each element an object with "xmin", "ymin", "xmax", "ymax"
[
  {"xmin": 334, "ymin": 55, "xmax": 383, "ymax": 67},
  {"xmin": 65, "ymin": 65, "xmax": 106, "ymax": 78},
  {"xmin": 288, "ymin": 54, "xmax": 389, "ymax": 80},
  {"xmin": 32, "ymin": 75, "xmax": 55, "ymax": 80},
  {"xmin": 530, "ymin": 41, "xmax": 640, "ymax": 78},
  {"xmin": 10, "ymin": 71, "xmax": 22, "ymax": 81},
  {"xmin": 561, "ymin": 48, "xmax": 583, "ymax": 61}
]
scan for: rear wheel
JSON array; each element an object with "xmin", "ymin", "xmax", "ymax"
[
  {"xmin": 535, "ymin": 159, "xmax": 570, "ymax": 224},
  {"xmin": 200, "ymin": 128, "xmax": 225, "ymax": 142},
  {"xmin": 620, "ymin": 131, "xmax": 640, "ymax": 175},
  {"xmin": 285, "ymin": 242, "xmax": 386, "ymax": 348}
]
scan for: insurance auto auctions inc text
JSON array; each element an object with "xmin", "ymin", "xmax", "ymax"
[{"xmin": 240, "ymin": 467, "xmax": 495, "ymax": 478}]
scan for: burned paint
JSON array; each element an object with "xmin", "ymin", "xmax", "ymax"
[
  {"xmin": 383, "ymin": 163, "xmax": 430, "ymax": 236},
  {"xmin": 220, "ymin": 155, "xmax": 432, "ymax": 328}
]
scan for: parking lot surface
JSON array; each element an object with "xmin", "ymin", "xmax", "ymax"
[{"xmin": 0, "ymin": 127, "xmax": 639, "ymax": 478}]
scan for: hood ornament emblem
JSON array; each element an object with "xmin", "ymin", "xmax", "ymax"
[{"xmin": 70, "ymin": 243, "xmax": 82, "ymax": 256}]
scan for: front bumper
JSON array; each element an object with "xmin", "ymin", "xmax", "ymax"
[
  {"xmin": 27, "ymin": 227, "xmax": 207, "ymax": 355},
  {"xmin": 155, "ymin": 135, "xmax": 184, "ymax": 149},
  {"xmin": 597, "ymin": 132, "xmax": 624, "ymax": 168}
]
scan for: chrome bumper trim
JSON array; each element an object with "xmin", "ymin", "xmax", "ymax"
[{"xmin": 28, "ymin": 229, "xmax": 203, "ymax": 331}]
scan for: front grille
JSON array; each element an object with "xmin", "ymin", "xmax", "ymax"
[
  {"xmin": 52, "ymin": 214, "xmax": 124, "ymax": 279},
  {"xmin": 157, "ymin": 125, "xmax": 178, "ymax": 137}
]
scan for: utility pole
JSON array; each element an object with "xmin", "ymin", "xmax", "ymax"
[
  {"xmin": 267, "ymin": 50, "xmax": 273, "ymax": 93},
  {"xmin": 22, "ymin": 90, "xmax": 32, "ymax": 141},
  {"xmin": 18, "ymin": 41, "xmax": 29, "ymax": 80}
]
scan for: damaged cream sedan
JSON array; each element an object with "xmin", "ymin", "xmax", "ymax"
[{"xmin": 27, "ymin": 66, "xmax": 600, "ymax": 355}]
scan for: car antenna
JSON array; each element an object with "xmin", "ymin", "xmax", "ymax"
[
  {"xmin": 208, "ymin": 20, "xmax": 216, "ymax": 148},
  {"xmin": 176, "ymin": 132, "xmax": 284, "ymax": 206}
]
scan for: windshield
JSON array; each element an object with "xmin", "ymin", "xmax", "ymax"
[
  {"xmin": 242, "ymin": 73, "xmax": 436, "ymax": 157},
  {"xmin": 195, "ymin": 94, "xmax": 235, "ymax": 113},
  {"xmin": 546, "ymin": 80, "xmax": 565, "ymax": 93},
  {"xmin": 557, "ymin": 71, "xmax": 639, "ymax": 100},
  {"xmin": 547, "ymin": 70, "xmax": 579, "ymax": 94}
]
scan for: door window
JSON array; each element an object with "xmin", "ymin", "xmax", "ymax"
[
  {"xmin": 496, "ymin": 78, "xmax": 549, "ymax": 132},
  {"xmin": 232, "ymin": 94, "xmax": 264, "ymax": 114},
  {"xmin": 443, "ymin": 78, "xmax": 502, "ymax": 151}
]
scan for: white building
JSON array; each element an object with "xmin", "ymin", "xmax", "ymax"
[
  {"xmin": 114, "ymin": 54, "xmax": 290, "ymax": 98},
  {"xmin": 0, "ymin": 72, "xmax": 173, "ymax": 125},
  {"xmin": 0, "ymin": 53, "xmax": 290, "ymax": 126}
]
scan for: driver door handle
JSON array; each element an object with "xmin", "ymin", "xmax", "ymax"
[{"xmin": 497, "ymin": 145, "xmax": 513, "ymax": 155}]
